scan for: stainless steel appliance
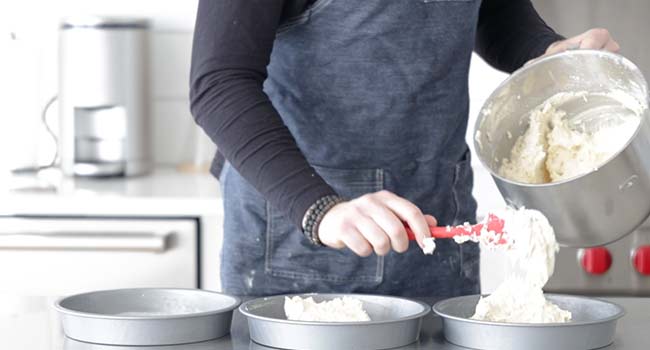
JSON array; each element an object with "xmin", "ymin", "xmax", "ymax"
[
  {"xmin": 58, "ymin": 16, "xmax": 151, "ymax": 177},
  {"xmin": 546, "ymin": 221, "xmax": 650, "ymax": 295},
  {"xmin": 474, "ymin": 50, "xmax": 650, "ymax": 248}
]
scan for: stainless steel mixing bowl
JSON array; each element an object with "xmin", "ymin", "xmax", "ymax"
[{"xmin": 474, "ymin": 50, "xmax": 650, "ymax": 247}]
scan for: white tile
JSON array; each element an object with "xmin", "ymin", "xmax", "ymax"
[
  {"xmin": 150, "ymin": 100, "xmax": 215, "ymax": 166},
  {"xmin": 150, "ymin": 31, "xmax": 193, "ymax": 99}
]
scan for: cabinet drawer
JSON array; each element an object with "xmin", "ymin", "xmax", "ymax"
[{"xmin": 0, "ymin": 217, "xmax": 198, "ymax": 295}]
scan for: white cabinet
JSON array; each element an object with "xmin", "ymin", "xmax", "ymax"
[
  {"xmin": 0, "ymin": 217, "xmax": 198, "ymax": 296},
  {"xmin": 0, "ymin": 168, "xmax": 222, "ymax": 350}
]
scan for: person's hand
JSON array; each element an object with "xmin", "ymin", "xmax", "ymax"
[
  {"xmin": 544, "ymin": 28, "xmax": 620, "ymax": 57},
  {"xmin": 317, "ymin": 190, "xmax": 437, "ymax": 257}
]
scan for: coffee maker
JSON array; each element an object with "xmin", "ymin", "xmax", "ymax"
[{"xmin": 58, "ymin": 16, "xmax": 151, "ymax": 177}]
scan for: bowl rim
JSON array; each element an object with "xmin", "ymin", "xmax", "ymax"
[
  {"xmin": 473, "ymin": 49, "xmax": 649, "ymax": 187},
  {"xmin": 54, "ymin": 287, "xmax": 241, "ymax": 320},
  {"xmin": 239, "ymin": 293, "xmax": 431, "ymax": 326}
]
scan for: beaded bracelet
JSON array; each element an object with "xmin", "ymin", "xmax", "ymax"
[{"xmin": 302, "ymin": 195, "xmax": 344, "ymax": 246}]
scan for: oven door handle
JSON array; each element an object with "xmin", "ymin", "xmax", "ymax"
[{"xmin": 0, "ymin": 232, "xmax": 171, "ymax": 252}]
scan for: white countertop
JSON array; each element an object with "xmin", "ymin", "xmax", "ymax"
[{"xmin": 0, "ymin": 167, "xmax": 222, "ymax": 217}]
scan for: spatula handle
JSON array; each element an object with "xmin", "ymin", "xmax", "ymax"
[{"xmin": 405, "ymin": 225, "xmax": 476, "ymax": 241}]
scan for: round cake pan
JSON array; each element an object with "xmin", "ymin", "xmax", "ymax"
[
  {"xmin": 240, "ymin": 293, "xmax": 430, "ymax": 350},
  {"xmin": 433, "ymin": 294, "xmax": 625, "ymax": 350},
  {"xmin": 63, "ymin": 337, "xmax": 223, "ymax": 350},
  {"xmin": 55, "ymin": 288, "xmax": 240, "ymax": 346}
]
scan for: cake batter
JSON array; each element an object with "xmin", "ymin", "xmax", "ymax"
[
  {"xmin": 471, "ymin": 207, "xmax": 571, "ymax": 323},
  {"xmin": 284, "ymin": 296, "xmax": 371, "ymax": 322},
  {"xmin": 500, "ymin": 92, "xmax": 640, "ymax": 183}
]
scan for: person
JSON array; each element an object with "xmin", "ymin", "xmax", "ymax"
[{"xmin": 190, "ymin": 0, "xmax": 619, "ymax": 297}]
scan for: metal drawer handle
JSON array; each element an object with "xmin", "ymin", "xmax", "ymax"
[{"xmin": 0, "ymin": 232, "xmax": 171, "ymax": 252}]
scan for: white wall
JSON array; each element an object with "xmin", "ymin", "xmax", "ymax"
[
  {"xmin": 467, "ymin": 54, "xmax": 508, "ymax": 218},
  {"xmin": 532, "ymin": 0, "xmax": 650, "ymax": 78},
  {"xmin": 0, "ymin": 0, "xmax": 214, "ymax": 170},
  {"xmin": 467, "ymin": 55, "xmax": 510, "ymax": 293}
]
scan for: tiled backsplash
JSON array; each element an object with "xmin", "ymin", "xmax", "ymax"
[{"xmin": 148, "ymin": 30, "xmax": 215, "ymax": 166}]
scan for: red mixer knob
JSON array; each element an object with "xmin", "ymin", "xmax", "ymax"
[
  {"xmin": 580, "ymin": 247, "xmax": 612, "ymax": 275},
  {"xmin": 632, "ymin": 245, "xmax": 650, "ymax": 276}
]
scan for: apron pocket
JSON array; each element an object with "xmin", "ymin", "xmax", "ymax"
[{"xmin": 265, "ymin": 166, "xmax": 385, "ymax": 284}]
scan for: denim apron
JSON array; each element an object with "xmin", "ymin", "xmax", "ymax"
[{"xmin": 220, "ymin": 0, "xmax": 482, "ymax": 297}]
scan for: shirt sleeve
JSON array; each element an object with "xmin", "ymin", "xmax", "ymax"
[
  {"xmin": 190, "ymin": 0, "xmax": 337, "ymax": 229},
  {"xmin": 475, "ymin": 0, "xmax": 564, "ymax": 73}
]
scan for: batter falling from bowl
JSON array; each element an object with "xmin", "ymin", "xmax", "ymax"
[{"xmin": 423, "ymin": 207, "xmax": 572, "ymax": 323}]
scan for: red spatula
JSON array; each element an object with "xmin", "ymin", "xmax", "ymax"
[{"xmin": 405, "ymin": 213, "xmax": 508, "ymax": 245}]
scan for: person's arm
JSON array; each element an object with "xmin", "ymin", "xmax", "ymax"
[
  {"xmin": 190, "ymin": 0, "xmax": 336, "ymax": 230},
  {"xmin": 475, "ymin": 0, "xmax": 564, "ymax": 73},
  {"xmin": 189, "ymin": 0, "xmax": 432, "ymax": 255},
  {"xmin": 475, "ymin": 0, "xmax": 620, "ymax": 73}
]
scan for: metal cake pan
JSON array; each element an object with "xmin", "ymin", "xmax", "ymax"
[
  {"xmin": 240, "ymin": 293, "xmax": 430, "ymax": 350},
  {"xmin": 433, "ymin": 294, "xmax": 625, "ymax": 350},
  {"xmin": 55, "ymin": 288, "xmax": 240, "ymax": 345},
  {"xmin": 63, "ymin": 337, "xmax": 223, "ymax": 350}
]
